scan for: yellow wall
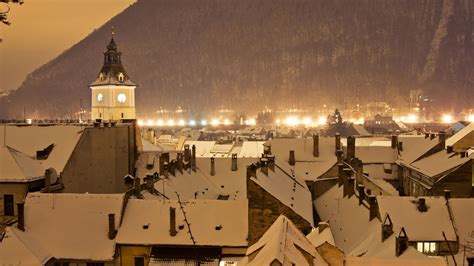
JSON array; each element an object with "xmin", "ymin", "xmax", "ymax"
[
  {"xmin": 453, "ymin": 131, "xmax": 474, "ymax": 152},
  {"xmin": 0, "ymin": 183, "xmax": 28, "ymax": 224},
  {"xmin": 91, "ymin": 86, "xmax": 136, "ymax": 121},
  {"xmin": 118, "ymin": 246, "xmax": 151, "ymax": 266}
]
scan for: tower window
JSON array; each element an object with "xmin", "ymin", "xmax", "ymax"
[
  {"xmin": 118, "ymin": 72, "xmax": 124, "ymax": 82},
  {"xmin": 121, "ymin": 113, "xmax": 124, "ymax": 118},
  {"xmin": 99, "ymin": 73, "xmax": 105, "ymax": 81}
]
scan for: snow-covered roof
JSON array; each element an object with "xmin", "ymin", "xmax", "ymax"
[
  {"xmin": 239, "ymin": 141, "xmax": 265, "ymax": 158},
  {"xmin": 306, "ymin": 224, "xmax": 336, "ymax": 248},
  {"xmin": 449, "ymin": 199, "xmax": 474, "ymax": 259},
  {"xmin": 446, "ymin": 122, "xmax": 474, "ymax": 147},
  {"xmin": 363, "ymin": 164, "xmax": 396, "ymax": 180},
  {"xmin": 0, "ymin": 146, "xmax": 44, "ymax": 182},
  {"xmin": 8, "ymin": 193, "xmax": 124, "ymax": 261},
  {"xmin": 409, "ymin": 150, "xmax": 471, "ymax": 178},
  {"xmin": 136, "ymin": 155, "xmax": 255, "ymax": 200},
  {"xmin": 253, "ymin": 165, "xmax": 314, "ymax": 226},
  {"xmin": 183, "ymin": 141, "xmax": 216, "ymax": 157},
  {"xmin": 242, "ymin": 215, "xmax": 327, "ymax": 266},
  {"xmin": 0, "ymin": 125, "xmax": 82, "ymax": 172},
  {"xmin": 116, "ymin": 199, "xmax": 248, "ymax": 247},
  {"xmin": 0, "ymin": 227, "xmax": 51, "ymax": 265},
  {"xmin": 377, "ymin": 196, "xmax": 457, "ymax": 241},
  {"xmin": 314, "ymin": 184, "xmax": 380, "ymax": 253},
  {"xmin": 353, "ymin": 146, "xmax": 397, "ymax": 164},
  {"xmin": 269, "ymin": 137, "xmax": 338, "ymax": 181},
  {"xmin": 397, "ymin": 135, "xmax": 441, "ymax": 164}
]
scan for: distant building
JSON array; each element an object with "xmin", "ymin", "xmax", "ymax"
[{"xmin": 90, "ymin": 32, "xmax": 137, "ymax": 121}]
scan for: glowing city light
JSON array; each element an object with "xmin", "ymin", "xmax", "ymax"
[
  {"xmin": 178, "ymin": 119, "xmax": 186, "ymax": 126},
  {"xmin": 402, "ymin": 114, "xmax": 418, "ymax": 123},
  {"xmin": 285, "ymin": 116, "xmax": 300, "ymax": 126},
  {"xmin": 137, "ymin": 119, "xmax": 145, "ymax": 126},
  {"xmin": 302, "ymin": 117, "xmax": 312, "ymax": 126},
  {"xmin": 223, "ymin": 119, "xmax": 232, "ymax": 125},
  {"xmin": 245, "ymin": 118, "xmax": 257, "ymax": 126},
  {"xmin": 147, "ymin": 119, "xmax": 154, "ymax": 126},
  {"xmin": 468, "ymin": 115, "xmax": 474, "ymax": 123},
  {"xmin": 201, "ymin": 120, "xmax": 207, "ymax": 126},
  {"xmin": 317, "ymin": 116, "xmax": 327, "ymax": 126},
  {"xmin": 157, "ymin": 119, "xmax": 164, "ymax": 126},
  {"xmin": 275, "ymin": 119, "xmax": 281, "ymax": 124},
  {"xmin": 441, "ymin": 114, "xmax": 453, "ymax": 124},
  {"xmin": 167, "ymin": 119, "xmax": 175, "ymax": 126},
  {"xmin": 189, "ymin": 120, "xmax": 196, "ymax": 126},
  {"xmin": 211, "ymin": 119, "xmax": 220, "ymax": 126}
]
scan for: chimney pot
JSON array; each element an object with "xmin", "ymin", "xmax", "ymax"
[
  {"xmin": 313, "ymin": 134, "xmax": 319, "ymax": 157},
  {"xmin": 430, "ymin": 133, "xmax": 435, "ymax": 140},
  {"xmin": 184, "ymin": 144, "xmax": 191, "ymax": 161},
  {"xmin": 169, "ymin": 207, "xmax": 177, "ymax": 236},
  {"xmin": 108, "ymin": 213, "xmax": 117, "ymax": 239},
  {"xmin": 347, "ymin": 136, "xmax": 356, "ymax": 160},
  {"xmin": 337, "ymin": 163, "xmax": 345, "ymax": 187},
  {"xmin": 424, "ymin": 132, "xmax": 429, "ymax": 139},
  {"xmin": 344, "ymin": 178, "xmax": 355, "ymax": 198},
  {"xmin": 17, "ymin": 202, "xmax": 25, "ymax": 231},
  {"xmin": 335, "ymin": 133, "xmax": 341, "ymax": 152},
  {"xmin": 417, "ymin": 198, "xmax": 427, "ymax": 212},
  {"xmin": 398, "ymin": 142, "xmax": 403, "ymax": 152},
  {"xmin": 391, "ymin": 135, "xmax": 398, "ymax": 149},
  {"xmin": 191, "ymin": 145, "xmax": 197, "ymax": 171},
  {"xmin": 368, "ymin": 195, "xmax": 378, "ymax": 221},
  {"xmin": 210, "ymin": 157, "xmax": 215, "ymax": 176},
  {"xmin": 438, "ymin": 131, "xmax": 446, "ymax": 144},
  {"xmin": 289, "ymin": 150, "xmax": 296, "ymax": 166},
  {"xmin": 357, "ymin": 184, "xmax": 365, "ymax": 205},
  {"xmin": 444, "ymin": 189, "xmax": 451, "ymax": 200},
  {"xmin": 231, "ymin": 153, "xmax": 238, "ymax": 171}
]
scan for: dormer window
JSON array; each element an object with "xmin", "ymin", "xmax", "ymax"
[
  {"xmin": 118, "ymin": 72, "xmax": 124, "ymax": 82},
  {"xmin": 99, "ymin": 73, "xmax": 105, "ymax": 81}
]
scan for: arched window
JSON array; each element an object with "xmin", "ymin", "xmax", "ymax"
[
  {"xmin": 118, "ymin": 72, "xmax": 124, "ymax": 82},
  {"xmin": 99, "ymin": 73, "xmax": 105, "ymax": 81}
]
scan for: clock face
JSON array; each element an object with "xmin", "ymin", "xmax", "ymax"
[
  {"xmin": 117, "ymin": 93, "xmax": 127, "ymax": 103},
  {"xmin": 97, "ymin": 93, "xmax": 104, "ymax": 103}
]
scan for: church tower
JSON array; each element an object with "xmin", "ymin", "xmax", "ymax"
[{"xmin": 90, "ymin": 31, "xmax": 137, "ymax": 121}]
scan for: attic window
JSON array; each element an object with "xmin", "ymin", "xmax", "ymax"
[
  {"xmin": 143, "ymin": 224, "xmax": 149, "ymax": 229},
  {"xmin": 99, "ymin": 73, "xmax": 105, "ymax": 81},
  {"xmin": 215, "ymin": 225, "xmax": 222, "ymax": 230},
  {"xmin": 36, "ymin": 144, "xmax": 54, "ymax": 160},
  {"xmin": 118, "ymin": 72, "xmax": 125, "ymax": 82},
  {"xmin": 416, "ymin": 242, "xmax": 437, "ymax": 255}
]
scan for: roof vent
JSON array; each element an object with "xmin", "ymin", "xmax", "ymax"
[{"xmin": 417, "ymin": 198, "xmax": 427, "ymax": 212}]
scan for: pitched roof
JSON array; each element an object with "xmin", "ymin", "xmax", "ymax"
[
  {"xmin": 449, "ymin": 199, "xmax": 474, "ymax": 259},
  {"xmin": 115, "ymin": 199, "xmax": 248, "ymax": 247},
  {"xmin": 397, "ymin": 135, "xmax": 441, "ymax": 164},
  {"xmin": 306, "ymin": 224, "xmax": 336, "ymax": 247},
  {"xmin": 0, "ymin": 146, "xmax": 44, "ymax": 182},
  {"xmin": 253, "ymin": 164, "xmax": 314, "ymax": 226},
  {"xmin": 446, "ymin": 122, "xmax": 474, "ymax": 147},
  {"xmin": 243, "ymin": 215, "xmax": 327, "ymax": 266},
  {"xmin": 0, "ymin": 227, "xmax": 51, "ymax": 265},
  {"xmin": 9, "ymin": 193, "xmax": 124, "ymax": 261},
  {"xmin": 269, "ymin": 137, "xmax": 338, "ymax": 181},
  {"xmin": 0, "ymin": 125, "xmax": 83, "ymax": 173},
  {"xmin": 409, "ymin": 150, "xmax": 471, "ymax": 178},
  {"xmin": 377, "ymin": 196, "xmax": 457, "ymax": 241}
]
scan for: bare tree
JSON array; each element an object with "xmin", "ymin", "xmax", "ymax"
[{"xmin": 0, "ymin": 0, "xmax": 24, "ymax": 26}]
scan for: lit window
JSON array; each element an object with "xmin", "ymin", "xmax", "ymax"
[
  {"xmin": 118, "ymin": 72, "xmax": 125, "ymax": 82},
  {"xmin": 417, "ymin": 242, "xmax": 437, "ymax": 255},
  {"xmin": 117, "ymin": 93, "xmax": 126, "ymax": 103},
  {"xmin": 99, "ymin": 73, "xmax": 105, "ymax": 81},
  {"xmin": 97, "ymin": 93, "xmax": 104, "ymax": 103}
]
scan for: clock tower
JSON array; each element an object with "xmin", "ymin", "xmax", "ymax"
[{"xmin": 90, "ymin": 31, "xmax": 137, "ymax": 121}]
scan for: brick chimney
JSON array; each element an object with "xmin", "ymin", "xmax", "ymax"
[
  {"xmin": 210, "ymin": 157, "xmax": 215, "ymax": 176},
  {"xmin": 267, "ymin": 154, "xmax": 275, "ymax": 172},
  {"xmin": 313, "ymin": 134, "xmax": 319, "ymax": 157},
  {"xmin": 382, "ymin": 213, "xmax": 393, "ymax": 242},
  {"xmin": 260, "ymin": 158, "xmax": 269, "ymax": 176},
  {"xmin": 397, "ymin": 142, "xmax": 403, "ymax": 152},
  {"xmin": 368, "ymin": 195, "xmax": 378, "ymax": 221},
  {"xmin": 289, "ymin": 150, "xmax": 296, "ymax": 166},
  {"xmin": 169, "ymin": 207, "xmax": 177, "ymax": 236},
  {"xmin": 444, "ymin": 189, "xmax": 451, "ymax": 200},
  {"xmin": 191, "ymin": 145, "xmax": 196, "ymax": 171},
  {"xmin": 184, "ymin": 144, "xmax": 191, "ymax": 162},
  {"xmin": 438, "ymin": 131, "xmax": 446, "ymax": 147},
  {"xmin": 395, "ymin": 228, "xmax": 409, "ymax": 257},
  {"xmin": 391, "ymin": 135, "xmax": 398, "ymax": 149},
  {"xmin": 430, "ymin": 133, "xmax": 435, "ymax": 140},
  {"xmin": 335, "ymin": 133, "xmax": 341, "ymax": 152},
  {"xmin": 133, "ymin": 177, "xmax": 141, "ymax": 193},
  {"xmin": 231, "ymin": 153, "xmax": 238, "ymax": 171},
  {"xmin": 343, "ymin": 177, "xmax": 355, "ymax": 198},
  {"xmin": 108, "ymin": 213, "xmax": 117, "ymax": 239},
  {"xmin": 246, "ymin": 164, "xmax": 257, "ymax": 179},
  {"xmin": 145, "ymin": 174, "xmax": 154, "ymax": 192},
  {"xmin": 337, "ymin": 163, "xmax": 345, "ymax": 187},
  {"xmin": 347, "ymin": 136, "xmax": 356, "ymax": 160},
  {"xmin": 263, "ymin": 144, "xmax": 271, "ymax": 155},
  {"xmin": 424, "ymin": 132, "xmax": 429, "ymax": 139},
  {"xmin": 17, "ymin": 202, "xmax": 25, "ymax": 231},
  {"xmin": 357, "ymin": 184, "xmax": 365, "ymax": 205}
]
